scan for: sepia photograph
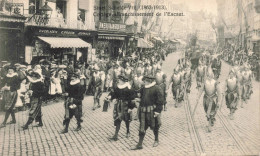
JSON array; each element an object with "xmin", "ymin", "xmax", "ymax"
[{"xmin": 0, "ymin": 0, "xmax": 259, "ymax": 155}]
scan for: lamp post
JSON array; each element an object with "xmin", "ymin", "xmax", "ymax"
[{"xmin": 39, "ymin": 2, "xmax": 52, "ymax": 25}]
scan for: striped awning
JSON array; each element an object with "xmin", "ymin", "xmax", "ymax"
[
  {"xmin": 38, "ymin": 37, "xmax": 91, "ymax": 48},
  {"xmin": 137, "ymin": 38, "xmax": 154, "ymax": 48},
  {"xmin": 98, "ymin": 34, "xmax": 126, "ymax": 40}
]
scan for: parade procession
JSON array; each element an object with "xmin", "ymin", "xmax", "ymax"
[{"xmin": 0, "ymin": 0, "xmax": 260, "ymax": 155}]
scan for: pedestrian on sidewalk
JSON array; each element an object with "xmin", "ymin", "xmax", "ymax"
[
  {"xmin": 108, "ymin": 75, "xmax": 137, "ymax": 141},
  {"xmin": 0, "ymin": 65, "xmax": 20, "ymax": 128},
  {"xmin": 131, "ymin": 75, "xmax": 163, "ymax": 150},
  {"xmin": 22, "ymin": 72, "xmax": 45, "ymax": 130},
  {"xmin": 60, "ymin": 73, "xmax": 84, "ymax": 134}
]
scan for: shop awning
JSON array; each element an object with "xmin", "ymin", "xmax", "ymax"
[
  {"xmin": 38, "ymin": 37, "xmax": 91, "ymax": 48},
  {"xmin": 137, "ymin": 38, "xmax": 154, "ymax": 48},
  {"xmin": 153, "ymin": 37, "xmax": 164, "ymax": 43},
  {"xmin": 98, "ymin": 34, "xmax": 126, "ymax": 40}
]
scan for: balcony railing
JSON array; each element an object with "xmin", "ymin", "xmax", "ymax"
[{"xmin": 25, "ymin": 14, "xmax": 89, "ymax": 30}]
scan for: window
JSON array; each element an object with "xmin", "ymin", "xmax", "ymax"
[
  {"xmin": 78, "ymin": 9, "xmax": 85, "ymax": 22},
  {"xmin": 99, "ymin": 0, "xmax": 108, "ymax": 21},
  {"xmin": 56, "ymin": 1, "xmax": 67, "ymax": 19}
]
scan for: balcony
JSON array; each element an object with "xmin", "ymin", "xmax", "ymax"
[{"xmin": 25, "ymin": 14, "xmax": 89, "ymax": 30}]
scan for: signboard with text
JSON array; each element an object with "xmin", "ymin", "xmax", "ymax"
[
  {"xmin": 26, "ymin": 26, "xmax": 97, "ymax": 37},
  {"xmin": 99, "ymin": 22, "xmax": 126, "ymax": 32}
]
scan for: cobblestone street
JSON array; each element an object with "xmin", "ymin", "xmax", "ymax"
[{"xmin": 0, "ymin": 52, "xmax": 259, "ymax": 155}]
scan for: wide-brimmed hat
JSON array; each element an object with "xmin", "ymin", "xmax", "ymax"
[
  {"xmin": 118, "ymin": 75, "xmax": 129, "ymax": 82},
  {"xmin": 142, "ymin": 75, "xmax": 155, "ymax": 81},
  {"xmin": 30, "ymin": 72, "xmax": 41, "ymax": 79}
]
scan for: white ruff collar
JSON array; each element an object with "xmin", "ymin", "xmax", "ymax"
[
  {"xmin": 145, "ymin": 81, "xmax": 156, "ymax": 88},
  {"xmin": 70, "ymin": 79, "xmax": 80, "ymax": 85},
  {"xmin": 6, "ymin": 73, "xmax": 18, "ymax": 77},
  {"xmin": 118, "ymin": 82, "xmax": 131, "ymax": 89}
]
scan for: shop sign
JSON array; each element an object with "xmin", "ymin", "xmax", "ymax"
[
  {"xmin": 99, "ymin": 22, "xmax": 126, "ymax": 32},
  {"xmin": 28, "ymin": 26, "xmax": 95, "ymax": 37}
]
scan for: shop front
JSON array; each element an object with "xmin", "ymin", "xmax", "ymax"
[
  {"xmin": 96, "ymin": 22, "xmax": 127, "ymax": 60},
  {"xmin": 25, "ymin": 26, "xmax": 96, "ymax": 64},
  {"xmin": 0, "ymin": 12, "xmax": 26, "ymax": 63}
]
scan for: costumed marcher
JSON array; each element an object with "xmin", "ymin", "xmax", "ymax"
[
  {"xmin": 168, "ymin": 67, "xmax": 183, "ymax": 108},
  {"xmin": 195, "ymin": 68, "xmax": 222, "ymax": 132},
  {"xmin": 183, "ymin": 61, "xmax": 192, "ymax": 94},
  {"xmin": 91, "ymin": 65, "xmax": 105, "ymax": 110},
  {"xmin": 131, "ymin": 75, "xmax": 163, "ymax": 150},
  {"xmin": 108, "ymin": 75, "xmax": 137, "ymax": 141},
  {"xmin": 0, "ymin": 66, "xmax": 20, "ymax": 128},
  {"xmin": 155, "ymin": 66, "xmax": 167, "ymax": 111},
  {"xmin": 225, "ymin": 69, "xmax": 240, "ymax": 120},
  {"xmin": 22, "ymin": 72, "xmax": 45, "ymax": 130},
  {"xmin": 196, "ymin": 60, "xmax": 206, "ymax": 89},
  {"xmin": 60, "ymin": 73, "xmax": 85, "ymax": 134},
  {"xmin": 112, "ymin": 63, "xmax": 123, "ymax": 90},
  {"xmin": 241, "ymin": 64, "xmax": 253, "ymax": 107},
  {"xmin": 211, "ymin": 57, "xmax": 222, "ymax": 79},
  {"xmin": 132, "ymin": 69, "xmax": 144, "ymax": 120}
]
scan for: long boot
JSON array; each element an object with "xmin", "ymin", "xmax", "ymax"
[
  {"xmin": 22, "ymin": 117, "xmax": 34, "ymax": 130},
  {"xmin": 7, "ymin": 111, "xmax": 16, "ymax": 124},
  {"xmin": 153, "ymin": 129, "xmax": 159, "ymax": 147},
  {"xmin": 0, "ymin": 111, "xmax": 11, "ymax": 128},
  {"xmin": 60, "ymin": 120, "xmax": 70, "ymax": 134},
  {"xmin": 109, "ymin": 123, "xmax": 121, "ymax": 141},
  {"xmin": 131, "ymin": 133, "xmax": 145, "ymax": 150},
  {"xmin": 125, "ymin": 121, "xmax": 130, "ymax": 138},
  {"xmin": 74, "ymin": 122, "xmax": 81, "ymax": 131},
  {"xmin": 35, "ymin": 117, "xmax": 43, "ymax": 127}
]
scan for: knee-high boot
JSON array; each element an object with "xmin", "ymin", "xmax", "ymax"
[
  {"xmin": 22, "ymin": 117, "xmax": 34, "ymax": 130},
  {"xmin": 60, "ymin": 119, "xmax": 70, "ymax": 134}
]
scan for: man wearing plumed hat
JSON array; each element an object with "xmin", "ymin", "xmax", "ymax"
[
  {"xmin": 107, "ymin": 75, "xmax": 137, "ymax": 141},
  {"xmin": 131, "ymin": 75, "xmax": 163, "ymax": 150}
]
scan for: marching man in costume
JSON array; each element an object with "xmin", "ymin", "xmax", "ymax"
[
  {"xmin": 168, "ymin": 67, "xmax": 183, "ymax": 108},
  {"xmin": 195, "ymin": 68, "xmax": 222, "ymax": 132},
  {"xmin": 91, "ymin": 65, "xmax": 105, "ymax": 110},
  {"xmin": 22, "ymin": 72, "xmax": 45, "ymax": 130},
  {"xmin": 0, "ymin": 66, "xmax": 20, "ymax": 128},
  {"xmin": 241, "ymin": 64, "xmax": 253, "ymax": 107},
  {"xmin": 196, "ymin": 60, "xmax": 206, "ymax": 89},
  {"xmin": 155, "ymin": 66, "xmax": 167, "ymax": 111},
  {"xmin": 183, "ymin": 61, "xmax": 192, "ymax": 94},
  {"xmin": 108, "ymin": 75, "xmax": 137, "ymax": 141},
  {"xmin": 132, "ymin": 70, "xmax": 144, "ymax": 120},
  {"xmin": 225, "ymin": 69, "xmax": 240, "ymax": 120},
  {"xmin": 131, "ymin": 75, "xmax": 163, "ymax": 150},
  {"xmin": 60, "ymin": 73, "xmax": 85, "ymax": 134}
]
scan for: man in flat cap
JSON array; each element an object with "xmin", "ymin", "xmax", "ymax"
[
  {"xmin": 108, "ymin": 75, "xmax": 137, "ymax": 141},
  {"xmin": 131, "ymin": 75, "xmax": 163, "ymax": 150}
]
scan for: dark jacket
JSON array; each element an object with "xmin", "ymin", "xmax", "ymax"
[{"xmin": 140, "ymin": 84, "xmax": 163, "ymax": 113}]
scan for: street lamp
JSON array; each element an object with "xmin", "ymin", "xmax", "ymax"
[
  {"xmin": 39, "ymin": 2, "xmax": 52, "ymax": 25},
  {"xmin": 39, "ymin": 2, "xmax": 52, "ymax": 16}
]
